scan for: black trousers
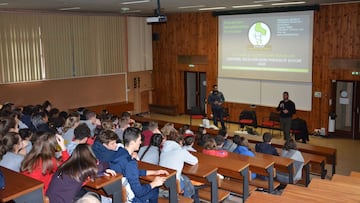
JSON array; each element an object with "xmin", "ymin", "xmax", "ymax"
[{"xmin": 212, "ymin": 108, "xmax": 225, "ymax": 129}]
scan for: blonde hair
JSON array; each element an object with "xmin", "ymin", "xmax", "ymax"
[
  {"xmin": 161, "ymin": 123, "xmax": 175, "ymax": 137},
  {"xmin": 204, "ymin": 138, "xmax": 217, "ymax": 150},
  {"xmin": 101, "ymin": 120, "xmax": 114, "ymax": 131}
]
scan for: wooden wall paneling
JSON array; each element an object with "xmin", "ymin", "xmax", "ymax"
[
  {"xmin": 152, "ymin": 12, "xmax": 218, "ymax": 114},
  {"xmin": 152, "ymin": 3, "xmax": 360, "ymax": 134},
  {"xmin": 127, "ymin": 71, "xmax": 152, "ymax": 113},
  {"xmin": 0, "ymin": 74, "xmax": 127, "ymax": 111}
]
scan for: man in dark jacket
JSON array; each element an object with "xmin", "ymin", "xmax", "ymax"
[{"xmin": 207, "ymin": 85, "xmax": 226, "ymax": 129}]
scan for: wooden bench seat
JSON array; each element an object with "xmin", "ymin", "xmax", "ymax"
[
  {"xmin": 301, "ymin": 152, "xmax": 326, "ymax": 178},
  {"xmin": 219, "ymin": 178, "xmax": 257, "ymax": 195},
  {"xmin": 250, "ymin": 178, "xmax": 281, "ymax": 190},
  {"xmin": 198, "ymin": 187, "xmax": 230, "ymax": 202},
  {"xmin": 158, "ymin": 195, "xmax": 193, "ymax": 203}
]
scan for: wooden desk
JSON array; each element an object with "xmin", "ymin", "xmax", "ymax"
[
  {"xmin": 238, "ymin": 133, "xmax": 336, "ymax": 176},
  {"xmin": 301, "ymin": 152, "xmax": 326, "ymax": 179},
  {"xmin": 138, "ymin": 161, "xmax": 178, "ymax": 203},
  {"xmin": 182, "ymin": 163, "xmax": 218, "ymax": 203},
  {"xmin": 254, "ymin": 152, "xmax": 295, "ymax": 184},
  {"xmin": 192, "ymin": 152, "xmax": 251, "ymax": 200},
  {"xmin": 0, "ymin": 166, "xmax": 44, "ymax": 203},
  {"xmin": 84, "ymin": 173, "xmax": 123, "ymax": 203},
  {"xmin": 225, "ymin": 151, "xmax": 276, "ymax": 193}
]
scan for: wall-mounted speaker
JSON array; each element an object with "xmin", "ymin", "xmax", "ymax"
[{"xmin": 152, "ymin": 33, "xmax": 160, "ymax": 41}]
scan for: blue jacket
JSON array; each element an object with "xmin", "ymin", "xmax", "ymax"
[
  {"xmin": 92, "ymin": 140, "xmax": 123, "ymax": 163},
  {"xmin": 110, "ymin": 149, "xmax": 157, "ymax": 203},
  {"xmin": 234, "ymin": 146, "xmax": 257, "ymax": 179}
]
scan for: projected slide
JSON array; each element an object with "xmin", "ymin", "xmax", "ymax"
[{"xmin": 219, "ymin": 11, "xmax": 313, "ymax": 82}]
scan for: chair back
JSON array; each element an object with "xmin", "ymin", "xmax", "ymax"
[
  {"xmin": 239, "ymin": 110, "xmax": 257, "ymax": 127},
  {"xmin": 222, "ymin": 108, "xmax": 230, "ymax": 117},
  {"xmin": 269, "ymin": 112, "xmax": 280, "ymax": 122}
]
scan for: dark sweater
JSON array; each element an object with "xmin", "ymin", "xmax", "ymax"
[
  {"xmin": 255, "ymin": 142, "xmax": 279, "ymax": 156},
  {"xmin": 46, "ymin": 162, "xmax": 109, "ymax": 203},
  {"xmin": 46, "ymin": 172, "xmax": 82, "ymax": 203}
]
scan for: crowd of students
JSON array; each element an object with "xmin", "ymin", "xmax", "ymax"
[{"xmin": 0, "ymin": 101, "xmax": 304, "ymax": 202}]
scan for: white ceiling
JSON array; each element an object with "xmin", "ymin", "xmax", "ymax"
[{"xmin": 0, "ymin": 0, "xmax": 357, "ymax": 15}]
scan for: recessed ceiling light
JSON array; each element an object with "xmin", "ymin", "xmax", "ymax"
[
  {"xmin": 121, "ymin": 0, "xmax": 150, "ymax": 5},
  {"xmin": 232, "ymin": 4, "xmax": 263, "ymax": 8},
  {"xmin": 58, "ymin": 7, "xmax": 81, "ymax": 11},
  {"xmin": 178, "ymin": 5, "xmax": 205, "ymax": 9},
  {"xmin": 199, "ymin": 7, "xmax": 226, "ymax": 11},
  {"xmin": 253, "ymin": 0, "xmax": 282, "ymax": 3},
  {"xmin": 271, "ymin": 1, "xmax": 306, "ymax": 6},
  {"xmin": 0, "ymin": 2, "xmax": 8, "ymax": 6},
  {"xmin": 123, "ymin": 9, "xmax": 142, "ymax": 13}
]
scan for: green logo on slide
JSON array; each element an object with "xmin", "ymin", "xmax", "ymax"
[{"xmin": 248, "ymin": 22, "xmax": 271, "ymax": 47}]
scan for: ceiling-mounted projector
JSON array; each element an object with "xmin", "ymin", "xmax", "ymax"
[
  {"xmin": 146, "ymin": 0, "xmax": 166, "ymax": 23},
  {"xmin": 146, "ymin": 15, "xmax": 167, "ymax": 23}
]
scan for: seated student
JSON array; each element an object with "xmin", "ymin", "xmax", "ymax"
[
  {"xmin": 20, "ymin": 132, "xmax": 69, "ymax": 193},
  {"xmin": 10, "ymin": 110, "xmax": 27, "ymax": 130},
  {"xmin": 214, "ymin": 135, "xmax": 225, "ymax": 149},
  {"xmin": 19, "ymin": 128, "xmax": 33, "ymax": 153},
  {"xmin": 46, "ymin": 144, "xmax": 115, "ymax": 203},
  {"xmin": 196, "ymin": 126, "xmax": 208, "ymax": 147},
  {"xmin": 141, "ymin": 121, "xmax": 160, "ymax": 146},
  {"xmin": 0, "ymin": 116, "xmax": 17, "ymax": 137},
  {"xmin": 138, "ymin": 133, "xmax": 163, "ymax": 165},
  {"xmin": 183, "ymin": 134, "xmax": 197, "ymax": 152},
  {"xmin": 20, "ymin": 105, "xmax": 34, "ymax": 130},
  {"xmin": 202, "ymin": 137, "xmax": 228, "ymax": 157},
  {"xmin": 160, "ymin": 122, "xmax": 175, "ymax": 138},
  {"xmin": 82, "ymin": 111, "xmax": 100, "ymax": 137},
  {"xmin": 42, "ymin": 100, "xmax": 52, "ymax": 112},
  {"xmin": 62, "ymin": 112, "xmax": 80, "ymax": 144},
  {"xmin": 115, "ymin": 117, "xmax": 129, "ymax": 142},
  {"xmin": 92, "ymin": 130, "xmax": 123, "ymax": 164},
  {"xmin": 160, "ymin": 130, "xmax": 198, "ymax": 198},
  {"xmin": 0, "ymin": 132, "xmax": 27, "ymax": 172},
  {"xmin": 67, "ymin": 124, "xmax": 91, "ymax": 155},
  {"xmin": 277, "ymin": 139, "xmax": 304, "ymax": 184},
  {"xmin": 31, "ymin": 111, "xmax": 52, "ymax": 133},
  {"xmin": 218, "ymin": 129, "xmax": 237, "ymax": 152},
  {"xmin": 110, "ymin": 127, "xmax": 168, "ymax": 203},
  {"xmin": 255, "ymin": 132, "xmax": 279, "ymax": 156},
  {"xmin": 233, "ymin": 135, "xmax": 256, "ymax": 179},
  {"xmin": 121, "ymin": 111, "xmax": 135, "ymax": 127}
]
